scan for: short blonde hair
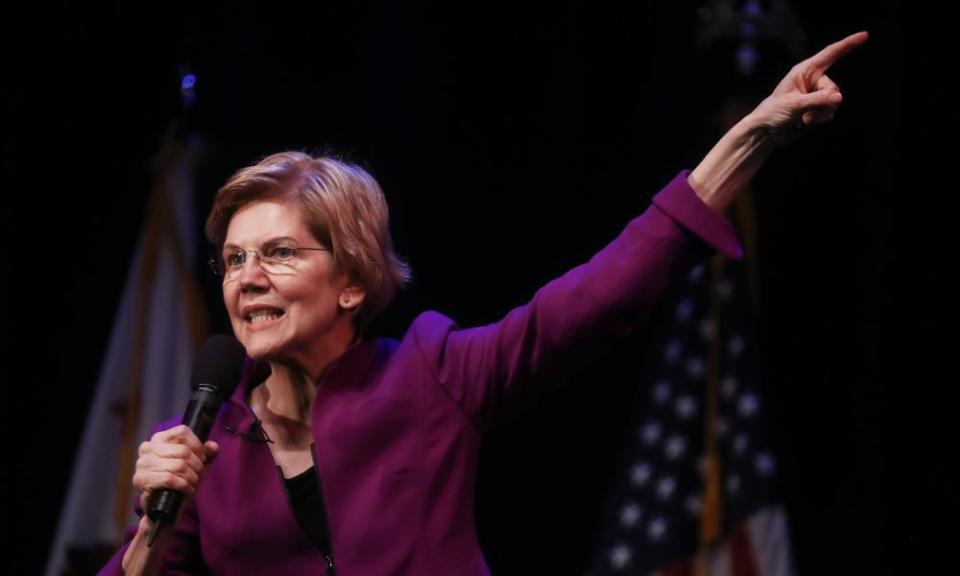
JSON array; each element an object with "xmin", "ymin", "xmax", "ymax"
[{"xmin": 205, "ymin": 151, "xmax": 411, "ymax": 330}]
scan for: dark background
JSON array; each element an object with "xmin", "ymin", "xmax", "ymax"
[{"xmin": 4, "ymin": 0, "xmax": 956, "ymax": 573}]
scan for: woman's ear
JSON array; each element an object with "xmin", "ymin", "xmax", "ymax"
[{"xmin": 339, "ymin": 283, "xmax": 366, "ymax": 313}]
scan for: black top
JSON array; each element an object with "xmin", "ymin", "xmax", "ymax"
[{"xmin": 282, "ymin": 464, "xmax": 332, "ymax": 556}]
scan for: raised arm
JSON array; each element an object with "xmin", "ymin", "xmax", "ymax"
[
  {"xmin": 413, "ymin": 171, "xmax": 739, "ymax": 432},
  {"xmin": 416, "ymin": 32, "xmax": 869, "ymax": 433}
]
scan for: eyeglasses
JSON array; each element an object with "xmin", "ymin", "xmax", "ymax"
[{"xmin": 208, "ymin": 244, "xmax": 329, "ymax": 278}]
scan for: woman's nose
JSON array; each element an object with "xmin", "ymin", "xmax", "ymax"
[{"xmin": 237, "ymin": 254, "xmax": 270, "ymax": 290}]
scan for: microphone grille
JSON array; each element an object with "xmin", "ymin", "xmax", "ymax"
[{"xmin": 191, "ymin": 335, "xmax": 246, "ymax": 397}]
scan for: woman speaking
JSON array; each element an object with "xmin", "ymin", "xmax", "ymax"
[{"xmin": 101, "ymin": 31, "xmax": 868, "ymax": 576}]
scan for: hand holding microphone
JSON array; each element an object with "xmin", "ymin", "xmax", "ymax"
[
  {"xmin": 133, "ymin": 425, "xmax": 219, "ymax": 522},
  {"xmin": 133, "ymin": 335, "xmax": 246, "ymax": 546}
]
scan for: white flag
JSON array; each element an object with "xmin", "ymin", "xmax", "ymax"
[{"xmin": 45, "ymin": 127, "xmax": 208, "ymax": 575}]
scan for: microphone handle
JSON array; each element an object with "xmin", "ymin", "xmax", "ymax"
[{"xmin": 145, "ymin": 385, "xmax": 222, "ymax": 544}]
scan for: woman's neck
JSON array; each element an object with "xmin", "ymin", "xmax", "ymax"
[
  {"xmin": 256, "ymin": 322, "xmax": 360, "ymax": 426},
  {"xmin": 258, "ymin": 366, "xmax": 316, "ymax": 426}
]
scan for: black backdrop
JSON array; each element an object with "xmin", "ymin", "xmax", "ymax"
[{"xmin": 4, "ymin": 0, "xmax": 956, "ymax": 573}]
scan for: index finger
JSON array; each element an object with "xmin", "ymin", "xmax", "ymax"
[
  {"xmin": 805, "ymin": 31, "xmax": 869, "ymax": 76},
  {"xmin": 154, "ymin": 424, "xmax": 204, "ymax": 453}
]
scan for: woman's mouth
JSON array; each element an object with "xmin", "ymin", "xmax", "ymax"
[{"xmin": 245, "ymin": 308, "xmax": 285, "ymax": 325}]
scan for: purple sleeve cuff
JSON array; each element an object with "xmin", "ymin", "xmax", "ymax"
[{"xmin": 652, "ymin": 170, "xmax": 743, "ymax": 260}]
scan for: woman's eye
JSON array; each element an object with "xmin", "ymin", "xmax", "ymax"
[
  {"xmin": 268, "ymin": 246, "xmax": 296, "ymax": 260},
  {"xmin": 225, "ymin": 252, "xmax": 245, "ymax": 267}
]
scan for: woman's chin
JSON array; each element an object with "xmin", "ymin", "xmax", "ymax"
[{"xmin": 238, "ymin": 335, "xmax": 287, "ymax": 361}]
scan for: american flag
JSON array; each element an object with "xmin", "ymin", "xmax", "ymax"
[{"xmin": 586, "ymin": 252, "xmax": 794, "ymax": 576}]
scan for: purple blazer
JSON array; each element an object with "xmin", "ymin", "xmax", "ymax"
[{"xmin": 99, "ymin": 171, "xmax": 740, "ymax": 575}]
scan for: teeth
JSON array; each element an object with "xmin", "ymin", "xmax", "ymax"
[{"xmin": 248, "ymin": 310, "xmax": 282, "ymax": 324}]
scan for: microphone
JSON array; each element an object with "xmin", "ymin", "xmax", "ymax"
[{"xmin": 146, "ymin": 334, "xmax": 246, "ymax": 546}]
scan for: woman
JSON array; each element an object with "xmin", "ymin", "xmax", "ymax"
[{"xmin": 103, "ymin": 31, "xmax": 868, "ymax": 575}]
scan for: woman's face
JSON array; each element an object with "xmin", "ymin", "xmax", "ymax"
[{"xmin": 221, "ymin": 200, "xmax": 360, "ymax": 366}]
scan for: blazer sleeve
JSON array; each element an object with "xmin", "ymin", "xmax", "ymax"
[{"xmin": 410, "ymin": 170, "xmax": 742, "ymax": 432}]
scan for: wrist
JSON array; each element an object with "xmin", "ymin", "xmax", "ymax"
[
  {"xmin": 689, "ymin": 116, "xmax": 772, "ymax": 213},
  {"xmin": 735, "ymin": 111, "xmax": 777, "ymax": 155},
  {"xmin": 121, "ymin": 517, "xmax": 164, "ymax": 575}
]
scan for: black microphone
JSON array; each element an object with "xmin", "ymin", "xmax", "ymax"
[{"xmin": 146, "ymin": 334, "xmax": 246, "ymax": 546}]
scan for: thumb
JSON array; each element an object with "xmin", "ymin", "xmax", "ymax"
[{"xmin": 203, "ymin": 440, "xmax": 219, "ymax": 460}]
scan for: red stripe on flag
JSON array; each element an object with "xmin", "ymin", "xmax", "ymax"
[
  {"xmin": 661, "ymin": 557, "xmax": 693, "ymax": 576},
  {"xmin": 729, "ymin": 520, "xmax": 760, "ymax": 576}
]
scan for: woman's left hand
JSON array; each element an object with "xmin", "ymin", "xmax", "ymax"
[{"xmin": 748, "ymin": 31, "xmax": 869, "ymax": 148}]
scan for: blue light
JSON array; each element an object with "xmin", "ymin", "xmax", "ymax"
[
  {"xmin": 181, "ymin": 74, "xmax": 196, "ymax": 91},
  {"xmin": 737, "ymin": 45, "xmax": 758, "ymax": 77}
]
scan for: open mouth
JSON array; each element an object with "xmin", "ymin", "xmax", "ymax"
[{"xmin": 245, "ymin": 308, "xmax": 285, "ymax": 325}]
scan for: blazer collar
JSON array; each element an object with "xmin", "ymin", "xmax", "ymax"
[{"xmin": 219, "ymin": 338, "xmax": 379, "ymax": 434}]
